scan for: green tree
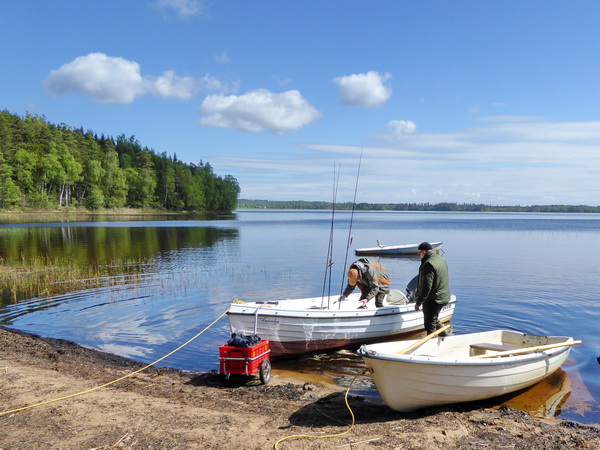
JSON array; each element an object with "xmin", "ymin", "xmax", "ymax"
[
  {"xmin": 56, "ymin": 142, "xmax": 82, "ymax": 206},
  {"xmin": 222, "ymin": 175, "xmax": 241, "ymax": 211},
  {"xmin": 84, "ymin": 160, "xmax": 106, "ymax": 210},
  {"xmin": 11, "ymin": 149, "xmax": 38, "ymax": 205},
  {"xmin": 125, "ymin": 167, "xmax": 157, "ymax": 208},
  {"xmin": 102, "ymin": 149, "xmax": 128, "ymax": 208},
  {"xmin": 38, "ymin": 142, "xmax": 64, "ymax": 207},
  {"xmin": 0, "ymin": 151, "xmax": 22, "ymax": 207}
]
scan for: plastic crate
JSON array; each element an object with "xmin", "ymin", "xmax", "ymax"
[{"xmin": 219, "ymin": 340, "xmax": 270, "ymax": 375}]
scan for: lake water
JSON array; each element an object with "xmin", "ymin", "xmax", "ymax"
[{"xmin": 1, "ymin": 210, "xmax": 599, "ymax": 424}]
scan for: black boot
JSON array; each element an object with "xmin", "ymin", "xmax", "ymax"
[{"xmin": 439, "ymin": 325, "xmax": 455, "ymax": 337}]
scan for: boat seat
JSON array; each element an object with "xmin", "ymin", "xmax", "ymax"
[
  {"xmin": 385, "ymin": 289, "xmax": 408, "ymax": 305},
  {"xmin": 469, "ymin": 342, "xmax": 520, "ymax": 356}
]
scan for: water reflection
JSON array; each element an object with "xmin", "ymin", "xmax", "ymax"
[
  {"xmin": 0, "ymin": 225, "xmax": 238, "ymax": 265},
  {"xmin": 496, "ymin": 369, "xmax": 572, "ymax": 419}
]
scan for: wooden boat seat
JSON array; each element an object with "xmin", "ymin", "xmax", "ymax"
[{"xmin": 469, "ymin": 342, "xmax": 520, "ymax": 356}]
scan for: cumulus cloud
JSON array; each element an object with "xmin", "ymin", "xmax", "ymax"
[
  {"xmin": 143, "ymin": 70, "xmax": 199, "ymax": 100},
  {"xmin": 199, "ymin": 88, "xmax": 321, "ymax": 134},
  {"xmin": 377, "ymin": 119, "xmax": 417, "ymax": 141},
  {"xmin": 155, "ymin": 0, "xmax": 204, "ymax": 19},
  {"xmin": 333, "ymin": 71, "xmax": 392, "ymax": 108},
  {"xmin": 45, "ymin": 53, "xmax": 145, "ymax": 104},
  {"xmin": 45, "ymin": 53, "xmax": 230, "ymax": 104}
]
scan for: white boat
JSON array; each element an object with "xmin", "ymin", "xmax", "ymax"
[
  {"xmin": 227, "ymin": 289, "xmax": 457, "ymax": 358},
  {"xmin": 355, "ymin": 240, "xmax": 443, "ymax": 256},
  {"xmin": 357, "ymin": 329, "xmax": 580, "ymax": 412}
]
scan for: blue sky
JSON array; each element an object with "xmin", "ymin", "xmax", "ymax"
[{"xmin": 2, "ymin": 1, "xmax": 600, "ymax": 205}]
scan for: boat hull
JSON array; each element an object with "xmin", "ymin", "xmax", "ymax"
[
  {"xmin": 358, "ymin": 330, "xmax": 574, "ymax": 412},
  {"xmin": 227, "ymin": 293, "xmax": 456, "ymax": 358},
  {"xmin": 355, "ymin": 241, "xmax": 442, "ymax": 256}
]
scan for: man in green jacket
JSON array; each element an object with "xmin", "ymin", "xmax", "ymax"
[{"xmin": 415, "ymin": 242, "xmax": 453, "ymax": 335}]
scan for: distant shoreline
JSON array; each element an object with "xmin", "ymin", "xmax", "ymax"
[{"xmin": 237, "ymin": 200, "xmax": 600, "ymax": 213}]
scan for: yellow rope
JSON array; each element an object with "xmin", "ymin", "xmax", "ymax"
[
  {"xmin": 273, "ymin": 371, "xmax": 363, "ymax": 449},
  {"xmin": 0, "ymin": 307, "xmax": 230, "ymax": 417}
]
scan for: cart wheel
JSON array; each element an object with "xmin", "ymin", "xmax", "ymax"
[
  {"xmin": 259, "ymin": 359, "xmax": 271, "ymax": 385},
  {"xmin": 221, "ymin": 373, "xmax": 232, "ymax": 384}
]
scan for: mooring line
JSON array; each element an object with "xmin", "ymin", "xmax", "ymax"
[
  {"xmin": 0, "ymin": 307, "xmax": 230, "ymax": 417},
  {"xmin": 273, "ymin": 370, "xmax": 364, "ymax": 450}
]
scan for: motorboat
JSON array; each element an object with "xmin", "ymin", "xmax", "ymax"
[
  {"xmin": 227, "ymin": 288, "xmax": 456, "ymax": 358},
  {"xmin": 355, "ymin": 240, "xmax": 442, "ymax": 256}
]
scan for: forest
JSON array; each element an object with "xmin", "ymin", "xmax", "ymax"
[
  {"xmin": 238, "ymin": 199, "xmax": 600, "ymax": 213},
  {"xmin": 0, "ymin": 110, "xmax": 240, "ymax": 212}
]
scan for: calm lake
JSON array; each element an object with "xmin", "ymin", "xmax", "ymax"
[{"xmin": 1, "ymin": 210, "xmax": 599, "ymax": 424}]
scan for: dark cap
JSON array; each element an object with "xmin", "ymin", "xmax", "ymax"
[{"xmin": 418, "ymin": 242, "xmax": 433, "ymax": 251}]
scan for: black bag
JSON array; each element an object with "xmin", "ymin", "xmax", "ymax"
[{"xmin": 227, "ymin": 333, "xmax": 262, "ymax": 348}]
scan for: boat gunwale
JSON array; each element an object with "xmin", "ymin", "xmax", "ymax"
[
  {"xmin": 355, "ymin": 241, "xmax": 443, "ymax": 253},
  {"xmin": 359, "ymin": 347, "xmax": 571, "ymax": 366},
  {"xmin": 227, "ymin": 299, "xmax": 457, "ymax": 320}
]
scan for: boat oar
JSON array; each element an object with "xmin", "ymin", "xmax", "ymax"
[
  {"xmin": 472, "ymin": 340, "xmax": 583, "ymax": 359},
  {"xmin": 396, "ymin": 324, "xmax": 451, "ymax": 354}
]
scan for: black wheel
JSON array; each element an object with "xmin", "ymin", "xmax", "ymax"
[
  {"xmin": 221, "ymin": 373, "xmax": 232, "ymax": 384},
  {"xmin": 259, "ymin": 359, "xmax": 271, "ymax": 385}
]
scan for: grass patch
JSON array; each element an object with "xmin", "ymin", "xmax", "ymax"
[{"xmin": 0, "ymin": 257, "xmax": 153, "ymax": 305}]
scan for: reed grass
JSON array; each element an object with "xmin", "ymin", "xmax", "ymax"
[{"xmin": 0, "ymin": 256, "xmax": 153, "ymax": 305}]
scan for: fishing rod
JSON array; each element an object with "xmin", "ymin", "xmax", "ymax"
[
  {"xmin": 338, "ymin": 147, "xmax": 363, "ymax": 309},
  {"xmin": 321, "ymin": 162, "xmax": 341, "ymax": 308}
]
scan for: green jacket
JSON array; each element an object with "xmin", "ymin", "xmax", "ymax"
[
  {"xmin": 343, "ymin": 258, "xmax": 391, "ymax": 301},
  {"xmin": 416, "ymin": 251, "xmax": 450, "ymax": 306}
]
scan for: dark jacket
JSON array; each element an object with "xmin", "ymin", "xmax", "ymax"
[
  {"xmin": 416, "ymin": 250, "xmax": 450, "ymax": 306},
  {"xmin": 343, "ymin": 258, "xmax": 391, "ymax": 301}
]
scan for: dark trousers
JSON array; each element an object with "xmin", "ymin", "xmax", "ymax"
[{"xmin": 422, "ymin": 301, "xmax": 451, "ymax": 335}]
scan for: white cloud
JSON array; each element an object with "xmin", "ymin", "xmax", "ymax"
[
  {"xmin": 197, "ymin": 75, "xmax": 239, "ymax": 94},
  {"xmin": 155, "ymin": 0, "xmax": 204, "ymax": 19},
  {"xmin": 45, "ymin": 53, "xmax": 230, "ymax": 104},
  {"xmin": 143, "ymin": 70, "xmax": 199, "ymax": 100},
  {"xmin": 333, "ymin": 71, "xmax": 392, "ymax": 108},
  {"xmin": 45, "ymin": 53, "xmax": 145, "ymax": 104},
  {"xmin": 377, "ymin": 120, "xmax": 417, "ymax": 141},
  {"xmin": 199, "ymin": 88, "xmax": 321, "ymax": 134}
]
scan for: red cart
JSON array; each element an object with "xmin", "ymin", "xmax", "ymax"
[{"xmin": 219, "ymin": 339, "xmax": 271, "ymax": 384}]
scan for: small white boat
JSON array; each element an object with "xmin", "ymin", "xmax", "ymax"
[
  {"xmin": 355, "ymin": 240, "xmax": 443, "ymax": 256},
  {"xmin": 227, "ymin": 289, "xmax": 456, "ymax": 358},
  {"xmin": 358, "ymin": 329, "xmax": 580, "ymax": 412}
]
